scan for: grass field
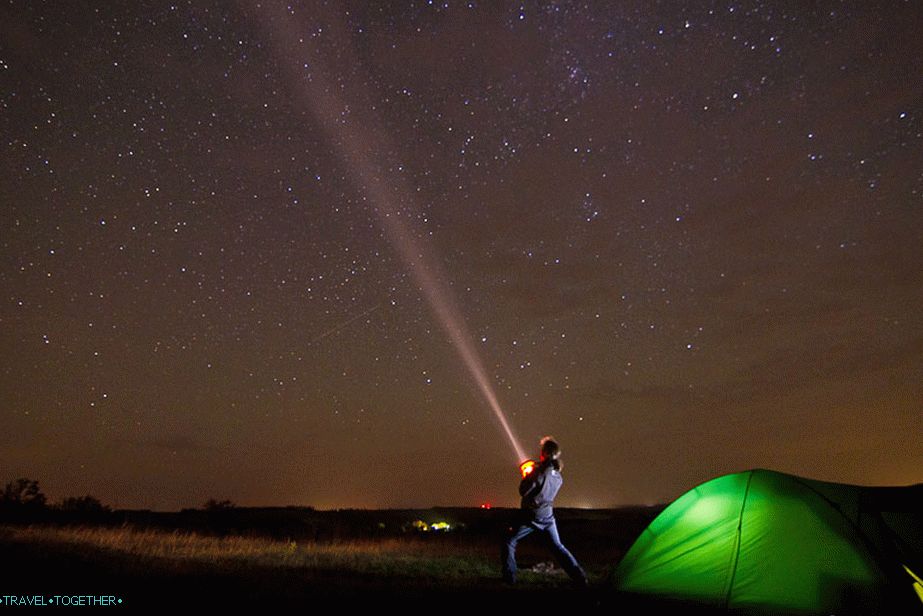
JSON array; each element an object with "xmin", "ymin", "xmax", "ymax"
[
  {"xmin": 2, "ymin": 523, "xmax": 505, "ymax": 580},
  {"xmin": 0, "ymin": 522, "xmax": 627, "ymax": 610},
  {"xmin": 0, "ymin": 505, "xmax": 733, "ymax": 612}
]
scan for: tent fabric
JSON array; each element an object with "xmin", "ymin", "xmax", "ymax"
[{"xmin": 613, "ymin": 469, "xmax": 923, "ymax": 614}]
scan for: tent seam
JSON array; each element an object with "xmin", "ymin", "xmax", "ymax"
[{"xmin": 723, "ymin": 469, "xmax": 754, "ymax": 609}]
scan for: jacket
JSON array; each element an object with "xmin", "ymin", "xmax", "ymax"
[{"xmin": 518, "ymin": 460, "xmax": 563, "ymax": 529}]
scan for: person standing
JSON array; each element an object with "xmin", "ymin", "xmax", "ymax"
[{"xmin": 501, "ymin": 436, "xmax": 588, "ymax": 587}]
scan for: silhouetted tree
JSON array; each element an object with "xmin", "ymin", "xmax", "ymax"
[
  {"xmin": 203, "ymin": 498, "xmax": 236, "ymax": 511},
  {"xmin": 57, "ymin": 495, "xmax": 111, "ymax": 514},
  {"xmin": 1, "ymin": 478, "xmax": 46, "ymax": 509}
]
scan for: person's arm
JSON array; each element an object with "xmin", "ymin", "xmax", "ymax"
[
  {"xmin": 518, "ymin": 475, "xmax": 534, "ymax": 497},
  {"xmin": 519, "ymin": 466, "xmax": 546, "ymax": 500}
]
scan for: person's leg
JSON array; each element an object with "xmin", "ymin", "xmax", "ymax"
[
  {"xmin": 501, "ymin": 523, "xmax": 535, "ymax": 583},
  {"xmin": 544, "ymin": 519, "xmax": 588, "ymax": 586}
]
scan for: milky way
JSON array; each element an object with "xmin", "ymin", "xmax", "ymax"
[{"xmin": 1, "ymin": 2, "xmax": 921, "ymax": 510}]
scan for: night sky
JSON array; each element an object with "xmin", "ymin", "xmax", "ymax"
[{"xmin": 2, "ymin": 2, "xmax": 921, "ymax": 511}]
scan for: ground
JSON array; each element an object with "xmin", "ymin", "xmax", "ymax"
[{"xmin": 0, "ymin": 507, "xmax": 727, "ymax": 612}]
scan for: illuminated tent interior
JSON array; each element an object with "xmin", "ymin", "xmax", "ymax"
[{"xmin": 612, "ymin": 469, "xmax": 923, "ymax": 614}]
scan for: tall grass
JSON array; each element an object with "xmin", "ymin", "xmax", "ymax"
[{"xmin": 1, "ymin": 524, "xmax": 503, "ymax": 580}]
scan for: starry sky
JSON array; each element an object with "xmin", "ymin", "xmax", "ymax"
[{"xmin": 2, "ymin": 2, "xmax": 921, "ymax": 511}]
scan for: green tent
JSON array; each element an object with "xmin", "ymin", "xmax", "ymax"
[{"xmin": 612, "ymin": 469, "xmax": 923, "ymax": 614}]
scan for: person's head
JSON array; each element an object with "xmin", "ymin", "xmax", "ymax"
[{"xmin": 539, "ymin": 436, "xmax": 561, "ymax": 463}]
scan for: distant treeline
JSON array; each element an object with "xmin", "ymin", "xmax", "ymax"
[
  {"xmin": 0, "ymin": 477, "xmax": 107, "ymax": 526},
  {"xmin": 0, "ymin": 477, "xmax": 663, "ymax": 554},
  {"xmin": 0, "ymin": 477, "xmax": 240, "ymax": 523}
]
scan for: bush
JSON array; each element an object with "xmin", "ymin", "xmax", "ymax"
[
  {"xmin": 1, "ymin": 478, "xmax": 47, "ymax": 509},
  {"xmin": 57, "ymin": 495, "xmax": 111, "ymax": 514},
  {"xmin": 203, "ymin": 499, "xmax": 236, "ymax": 511}
]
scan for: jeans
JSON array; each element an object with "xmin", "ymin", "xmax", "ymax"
[{"xmin": 501, "ymin": 518, "xmax": 587, "ymax": 584}]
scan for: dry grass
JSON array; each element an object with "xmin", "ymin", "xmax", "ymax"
[{"xmin": 0, "ymin": 524, "xmax": 499, "ymax": 580}]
